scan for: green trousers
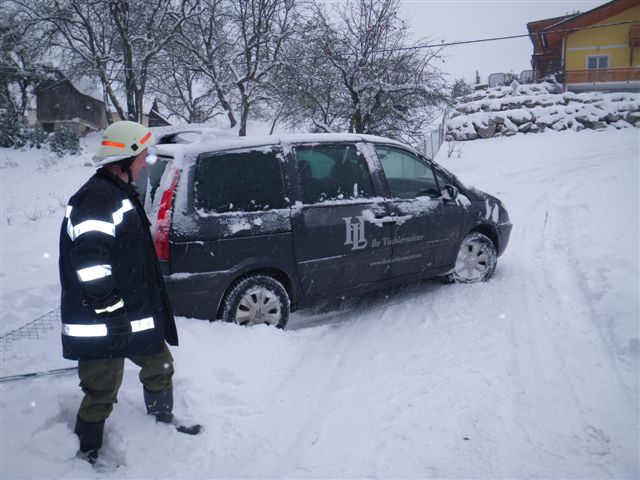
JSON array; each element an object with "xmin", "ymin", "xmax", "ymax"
[{"xmin": 77, "ymin": 344, "xmax": 174, "ymax": 423}]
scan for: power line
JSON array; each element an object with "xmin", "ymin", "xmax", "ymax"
[
  {"xmin": 1, "ymin": 19, "xmax": 638, "ymax": 73},
  {"xmin": 376, "ymin": 19, "xmax": 640, "ymax": 51}
]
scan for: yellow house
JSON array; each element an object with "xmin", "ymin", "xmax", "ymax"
[{"xmin": 528, "ymin": 0, "xmax": 640, "ymax": 92}]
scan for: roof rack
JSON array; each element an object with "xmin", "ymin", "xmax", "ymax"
[{"xmin": 157, "ymin": 129, "xmax": 215, "ymax": 145}]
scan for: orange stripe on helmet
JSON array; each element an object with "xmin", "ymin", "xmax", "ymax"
[
  {"xmin": 101, "ymin": 140, "xmax": 126, "ymax": 148},
  {"xmin": 139, "ymin": 132, "xmax": 152, "ymax": 144}
]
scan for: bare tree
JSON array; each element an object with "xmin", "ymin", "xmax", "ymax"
[
  {"xmin": 174, "ymin": 0, "xmax": 238, "ymax": 128},
  {"xmin": 107, "ymin": 0, "xmax": 198, "ymax": 122},
  {"xmin": 274, "ymin": 16, "xmax": 345, "ymax": 133},
  {"xmin": 176, "ymin": 0, "xmax": 311, "ymax": 134},
  {"xmin": 227, "ymin": 0, "xmax": 298, "ymax": 136},
  {"xmin": 279, "ymin": 0, "xmax": 446, "ymax": 144},
  {"xmin": 0, "ymin": 3, "xmax": 54, "ymax": 115},
  {"xmin": 146, "ymin": 43, "xmax": 220, "ymax": 124}
]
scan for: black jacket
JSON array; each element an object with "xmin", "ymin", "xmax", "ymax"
[{"xmin": 59, "ymin": 169, "xmax": 178, "ymax": 360}]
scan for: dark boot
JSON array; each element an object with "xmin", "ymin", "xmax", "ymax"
[
  {"xmin": 143, "ymin": 387, "xmax": 173, "ymax": 424},
  {"xmin": 143, "ymin": 387, "xmax": 203, "ymax": 435},
  {"xmin": 74, "ymin": 416, "xmax": 104, "ymax": 464}
]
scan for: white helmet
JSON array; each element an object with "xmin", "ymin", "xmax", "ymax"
[{"xmin": 94, "ymin": 121, "xmax": 157, "ymax": 166}]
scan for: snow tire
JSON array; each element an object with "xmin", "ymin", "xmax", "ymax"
[
  {"xmin": 222, "ymin": 275, "xmax": 290, "ymax": 329},
  {"xmin": 449, "ymin": 232, "xmax": 497, "ymax": 283}
]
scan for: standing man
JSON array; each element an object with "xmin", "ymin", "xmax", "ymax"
[{"xmin": 59, "ymin": 121, "xmax": 200, "ymax": 464}]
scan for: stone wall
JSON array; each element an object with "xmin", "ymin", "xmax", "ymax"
[{"xmin": 446, "ymin": 82, "xmax": 640, "ymax": 141}]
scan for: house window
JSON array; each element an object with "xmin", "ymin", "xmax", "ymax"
[{"xmin": 587, "ymin": 55, "xmax": 609, "ymax": 70}]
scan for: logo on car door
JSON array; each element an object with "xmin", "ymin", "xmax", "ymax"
[{"xmin": 343, "ymin": 216, "xmax": 368, "ymax": 250}]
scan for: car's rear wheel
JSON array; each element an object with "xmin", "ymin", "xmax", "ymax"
[
  {"xmin": 450, "ymin": 232, "xmax": 497, "ymax": 283},
  {"xmin": 222, "ymin": 275, "xmax": 290, "ymax": 328}
]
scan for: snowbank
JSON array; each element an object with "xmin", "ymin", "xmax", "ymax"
[{"xmin": 447, "ymin": 82, "xmax": 640, "ymax": 141}]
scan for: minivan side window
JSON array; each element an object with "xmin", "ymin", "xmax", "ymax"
[
  {"xmin": 195, "ymin": 149, "xmax": 286, "ymax": 213},
  {"xmin": 375, "ymin": 145, "xmax": 440, "ymax": 199},
  {"xmin": 294, "ymin": 144, "xmax": 375, "ymax": 204}
]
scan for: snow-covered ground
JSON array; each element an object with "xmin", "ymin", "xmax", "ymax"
[{"xmin": 1, "ymin": 128, "xmax": 638, "ymax": 478}]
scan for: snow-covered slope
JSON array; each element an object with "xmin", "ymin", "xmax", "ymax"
[{"xmin": 1, "ymin": 129, "xmax": 638, "ymax": 478}]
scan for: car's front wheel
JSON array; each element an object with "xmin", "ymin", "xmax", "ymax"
[
  {"xmin": 222, "ymin": 275, "xmax": 290, "ymax": 328},
  {"xmin": 450, "ymin": 232, "xmax": 497, "ymax": 283}
]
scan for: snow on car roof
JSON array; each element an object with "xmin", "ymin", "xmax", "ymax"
[
  {"xmin": 161, "ymin": 131, "xmax": 404, "ymax": 150},
  {"xmin": 154, "ymin": 131, "xmax": 408, "ymax": 166}
]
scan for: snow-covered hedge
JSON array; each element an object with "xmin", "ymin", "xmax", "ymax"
[{"xmin": 446, "ymin": 82, "xmax": 640, "ymax": 141}]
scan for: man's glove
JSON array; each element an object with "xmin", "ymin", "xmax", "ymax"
[
  {"xmin": 88, "ymin": 291, "xmax": 125, "ymax": 317},
  {"xmin": 86, "ymin": 291, "xmax": 132, "ymax": 351}
]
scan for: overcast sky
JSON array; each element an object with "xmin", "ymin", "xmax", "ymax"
[{"xmin": 400, "ymin": 0, "xmax": 604, "ymax": 82}]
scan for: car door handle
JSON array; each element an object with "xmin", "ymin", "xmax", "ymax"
[
  {"xmin": 371, "ymin": 215, "xmax": 412, "ymax": 224},
  {"xmin": 373, "ymin": 216, "xmax": 396, "ymax": 223}
]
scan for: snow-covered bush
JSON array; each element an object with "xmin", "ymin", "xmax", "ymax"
[
  {"xmin": 446, "ymin": 82, "xmax": 640, "ymax": 141},
  {"xmin": 0, "ymin": 110, "xmax": 29, "ymax": 148},
  {"xmin": 49, "ymin": 126, "xmax": 80, "ymax": 156},
  {"xmin": 26, "ymin": 126, "xmax": 48, "ymax": 149},
  {"xmin": 450, "ymin": 78, "xmax": 474, "ymax": 102}
]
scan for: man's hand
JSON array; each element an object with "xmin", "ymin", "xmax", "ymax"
[
  {"xmin": 88, "ymin": 290, "xmax": 132, "ymax": 351},
  {"xmin": 88, "ymin": 291, "xmax": 125, "ymax": 317}
]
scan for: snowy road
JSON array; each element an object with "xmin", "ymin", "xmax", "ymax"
[{"xmin": 1, "ymin": 129, "xmax": 638, "ymax": 478}]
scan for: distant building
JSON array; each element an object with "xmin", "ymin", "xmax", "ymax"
[
  {"xmin": 109, "ymin": 100, "xmax": 171, "ymax": 128},
  {"xmin": 36, "ymin": 78, "xmax": 109, "ymax": 135},
  {"xmin": 519, "ymin": 70, "xmax": 534, "ymax": 84},
  {"xmin": 488, "ymin": 73, "xmax": 506, "ymax": 88},
  {"xmin": 36, "ymin": 77, "xmax": 171, "ymax": 135},
  {"xmin": 527, "ymin": 0, "xmax": 640, "ymax": 92},
  {"xmin": 147, "ymin": 99, "xmax": 171, "ymax": 128}
]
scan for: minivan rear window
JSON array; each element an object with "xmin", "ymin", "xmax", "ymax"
[{"xmin": 195, "ymin": 149, "xmax": 286, "ymax": 213}]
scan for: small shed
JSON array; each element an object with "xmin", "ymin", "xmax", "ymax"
[
  {"xmin": 148, "ymin": 100, "xmax": 172, "ymax": 127},
  {"xmin": 36, "ymin": 77, "xmax": 171, "ymax": 135},
  {"xmin": 36, "ymin": 78, "xmax": 108, "ymax": 135}
]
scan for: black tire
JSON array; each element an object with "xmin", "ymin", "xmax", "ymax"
[
  {"xmin": 222, "ymin": 275, "xmax": 290, "ymax": 328},
  {"xmin": 449, "ymin": 232, "xmax": 497, "ymax": 283}
]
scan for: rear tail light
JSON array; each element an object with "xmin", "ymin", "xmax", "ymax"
[{"xmin": 154, "ymin": 170, "xmax": 180, "ymax": 261}]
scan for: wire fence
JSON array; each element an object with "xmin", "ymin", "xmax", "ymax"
[
  {"xmin": 0, "ymin": 309, "xmax": 79, "ymax": 383},
  {"xmin": 422, "ymin": 106, "xmax": 451, "ymax": 160},
  {"xmin": 0, "ymin": 308, "xmax": 60, "ymax": 348}
]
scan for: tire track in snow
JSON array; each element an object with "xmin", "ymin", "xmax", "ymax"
[
  {"xmin": 229, "ymin": 279, "xmax": 524, "ymax": 478},
  {"xmin": 496, "ymin": 158, "xmax": 637, "ymax": 477},
  {"xmin": 239, "ymin": 299, "xmax": 446, "ymax": 478}
]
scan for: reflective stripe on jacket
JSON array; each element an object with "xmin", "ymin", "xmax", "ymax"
[{"xmin": 59, "ymin": 169, "xmax": 178, "ymax": 360}]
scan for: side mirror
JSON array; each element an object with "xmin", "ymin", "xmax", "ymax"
[{"xmin": 442, "ymin": 184, "xmax": 459, "ymax": 202}]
